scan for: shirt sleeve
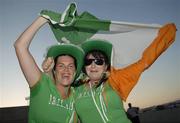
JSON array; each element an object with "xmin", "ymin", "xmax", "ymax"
[
  {"xmin": 30, "ymin": 73, "xmax": 50, "ymax": 97},
  {"xmin": 108, "ymin": 23, "xmax": 177, "ymax": 101}
]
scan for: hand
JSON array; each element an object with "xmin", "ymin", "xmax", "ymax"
[
  {"xmin": 40, "ymin": 10, "xmax": 60, "ymax": 25},
  {"xmin": 37, "ymin": 16, "xmax": 49, "ymax": 24},
  {"xmin": 42, "ymin": 57, "xmax": 54, "ymax": 73}
]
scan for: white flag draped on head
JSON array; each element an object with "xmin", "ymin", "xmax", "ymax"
[{"xmin": 40, "ymin": 2, "xmax": 162, "ymax": 68}]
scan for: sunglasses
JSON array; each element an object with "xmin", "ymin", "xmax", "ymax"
[{"xmin": 85, "ymin": 59, "xmax": 104, "ymax": 66}]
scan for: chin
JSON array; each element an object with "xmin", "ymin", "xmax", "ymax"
[{"xmin": 61, "ymin": 81, "xmax": 72, "ymax": 87}]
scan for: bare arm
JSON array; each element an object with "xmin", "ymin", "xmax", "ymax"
[{"xmin": 14, "ymin": 16, "xmax": 48, "ymax": 87}]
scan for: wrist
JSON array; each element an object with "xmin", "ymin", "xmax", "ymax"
[
  {"xmin": 33, "ymin": 16, "xmax": 48, "ymax": 27},
  {"xmin": 38, "ymin": 16, "xmax": 49, "ymax": 23}
]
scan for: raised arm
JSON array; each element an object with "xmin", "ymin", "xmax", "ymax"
[
  {"xmin": 108, "ymin": 23, "xmax": 177, "ymax": 101},
  {"xmin": 14, "ymin": 16, "xmax": 48, "ymax": 87}
]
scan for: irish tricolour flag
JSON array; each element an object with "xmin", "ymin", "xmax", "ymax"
[{"xmin": 40, "ymin": 2, "xmax": 162, "ymax": 68}]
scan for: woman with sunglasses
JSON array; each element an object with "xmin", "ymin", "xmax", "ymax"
[
  {"xmin": 42, "ymin": 23, "xmax": 176, "ymax": 123},
  {"xmin": 74, "ymin": 40, "xmax": 132, "ymax": 123},
  {"xmin": 74, "ymin": 23, "xmax": 176, "ymax": 123}
]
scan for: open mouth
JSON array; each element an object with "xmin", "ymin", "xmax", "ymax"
[
  {"xmin": 62, "ymin": 74, "xmax": 71, "ymax": 80},
  {"xmin": 90, "ymin": 70, "xmax": 98, "ymax": 73}
]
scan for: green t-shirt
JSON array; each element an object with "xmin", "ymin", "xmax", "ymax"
[
  {"xmin": 28, "ymin": 73, "xmax": 77, "ymax": 123},
  {"xmin": 74, "ymin": 82, "xmax": 131, "ymax": 123}
]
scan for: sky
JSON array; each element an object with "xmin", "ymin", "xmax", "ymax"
[{"xmin": 0, "ymin": 0, "xmax": 180, "ymax": 109}]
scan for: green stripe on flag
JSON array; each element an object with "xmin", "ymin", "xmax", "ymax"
[
  {"xmin": 40, "ymin": 3, "xmax": 111, "ymax": 44},
  {"xmin": 73, "ymin": 11, "xmax": 110, "ymax": 31}
]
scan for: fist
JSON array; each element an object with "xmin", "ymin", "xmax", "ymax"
[{"xmin": 42, "ymin": 57, "xmax": 54, "ymax": 73}]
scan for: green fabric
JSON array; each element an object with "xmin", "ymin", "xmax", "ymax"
[
  {"xmin": 28, "ymin": 73, "xmax": 77, "ymax": 123},
  {"xmin": 40, "ymin": 2, "xmax": 111, "ymax": 45},
  {"xmin": 59, "ymin": 2, "xmax": 77, "ymax": 26},
  {"xmin": 40, "ymin": 10, "xmax": 62, "ymax": 24},
  {"xmin": 74, "ymin": 82, "xmax": 131, "ymax": 123},
  {"xmin": 49, "ymin": 12, "xmax": 98, "ymax": 45},
  {"xmin": 47, "ymin": 44, "xmax": 84, "ymax": 81}
]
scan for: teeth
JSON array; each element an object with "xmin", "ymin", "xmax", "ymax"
[{"xmin": 62, "ymin": 76, "xmax": 69, "ymax": 79}]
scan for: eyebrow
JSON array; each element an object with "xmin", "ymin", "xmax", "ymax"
[{"xmin": 57, "ymin": 63, "xmax": 75, "ymax": 65}]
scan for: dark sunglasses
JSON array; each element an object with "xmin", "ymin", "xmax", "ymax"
[{"xmin": 85, "ymin": 59, "xmax": 104, "ymax": 66}]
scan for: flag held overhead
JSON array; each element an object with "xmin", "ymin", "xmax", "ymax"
[{"xmin": 40, "ymin": 2, "xmax": 162, "ymax": 45}]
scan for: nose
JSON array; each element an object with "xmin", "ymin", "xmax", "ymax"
[
  {"xmin": 90, "ymin": 61, "xmax": 96, "ymax": 68},
  {"xmin": 64, "ymin": 66, "xmax": 70, "ymax": 72}
]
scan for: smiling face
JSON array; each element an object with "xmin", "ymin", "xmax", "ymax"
[
  {"xmin": 85, "ymin": 53, "xmax": 108, "ymax": 82},
  {"xmin": 54, "ymin": 55, "xmax": 76, "ymax": 87}
]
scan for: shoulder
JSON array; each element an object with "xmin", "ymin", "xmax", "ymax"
[{"xmin": 30, "ymin": 73, "xmax": 53, "ymax": 90}]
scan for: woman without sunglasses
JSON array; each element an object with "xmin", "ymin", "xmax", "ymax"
[
  {"xmin": 43, "ymin": 23, "xmax": 176, "ymax": 123},
  {"xmin": 14, "ymin": 16, "xmax": 84, "ymax": 123}
]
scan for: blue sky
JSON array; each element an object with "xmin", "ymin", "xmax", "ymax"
[{"xmin": 0, "ymin": 0, "xmax": 180, "ymax": 109}]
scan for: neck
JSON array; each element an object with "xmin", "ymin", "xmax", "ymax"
[
  {"xmin": 56, "ymin": 84, "xmax": 71, "ymax": 99},
  {"xmin": 89, "ymin": 79, "xmax": 100, "ymax": 87}
]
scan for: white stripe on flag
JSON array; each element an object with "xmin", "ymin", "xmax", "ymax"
[
  {"xmin": 91, "ymin": 28, "xmax": 159, "ymax": 68},
  {"xmin": 110, "ymin": 21, "xmax": 162, "ymax": 32}
]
